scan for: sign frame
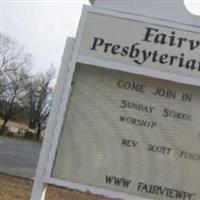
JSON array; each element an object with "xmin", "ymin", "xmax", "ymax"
[{"xmin": 31, "ymin": 5, "xmax": 200, "ymax": 200}]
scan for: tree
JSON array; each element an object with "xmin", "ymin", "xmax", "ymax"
[
  {"xmin": 0, "ymin": 34, "xmax": 32, "ymax": 77},
  {"xmin": 0, "ymin": 34, "xmax": 32, "ymax": 133},
  {"xmin": 0, "ymin": 67, "xmax": 29, "ymax": 132},
  {"xmin": 24, "ymin": 67, "xmax": 55, "ymax": 140},
  {"xmin": 0, "ymin": 76, "xmax": 7, "ymax": 98},
  {"xmin": 0, "ymin": 34, "xmax": 55, "ymax": 139}
]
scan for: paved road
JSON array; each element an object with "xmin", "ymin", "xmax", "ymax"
[{"xmin": 0, "ymin": 136, "xmax": 41, "ymax": 178}]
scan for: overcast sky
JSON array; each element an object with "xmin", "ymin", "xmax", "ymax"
[
  {"xmin": 1, "ymin": 0, "xmax": 89, "ymax": 74},
  {"xmin": 1, "ymin": 0, "xmax": 200, "ymax": 75}
]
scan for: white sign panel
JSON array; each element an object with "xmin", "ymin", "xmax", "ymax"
[
  {"xmin": 80, "ymin": 13, "xmax": 200, "ymax": 79},
  {"xmin": 52, "ymin": 63, "xmax": 200, "ymax": 200},
  {"xmin": 31, "ymin": 6, "xmax": 200, "ymax": 200}
]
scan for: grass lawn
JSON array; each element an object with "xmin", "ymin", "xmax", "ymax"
[
  {"xmin": 0, "ymin": 173, "xmax": 113, "ymax": 200},
  {"xmin": 0, "ymin": 120, "xmax": 27, "ymax": 129}
]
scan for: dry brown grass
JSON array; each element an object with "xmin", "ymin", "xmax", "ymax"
[
  {"xmin": 0, "ymin": 120, "xmax": 27, "ymax": 129},
  {"xmin": 0, "ymin": 173, "xmax": 113, "ymax": 200}
]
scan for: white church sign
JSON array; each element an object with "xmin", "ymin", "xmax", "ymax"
[{"xmin": 31, "ymin": 3, "xmax": 200, "ymax": 200}]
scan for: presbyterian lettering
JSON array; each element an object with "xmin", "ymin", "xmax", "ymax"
[
  {"xmin": 137, "ymin": 182, "xmax": 196, "ymax": 200},
  {"xmin": 90, "ymin": 35, "xmax": 200, "ymax": 72}
]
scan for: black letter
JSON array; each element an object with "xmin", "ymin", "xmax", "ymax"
[
  {"xmin": 91, "ymin": 37, "xmax": 104, "ymax": 51},
  {"xmin": 142, "ymin": 27, "xmax": 159, "ymax": 43},
  {"xmin": 120, "ymin": 100, "xmax": 127, "ymax": 108}
]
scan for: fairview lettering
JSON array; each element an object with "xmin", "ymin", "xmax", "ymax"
[
  {"xmin": 143, "ymin": 27, "xmax": 200, "ymax": 51},
  {"xmin": 137, "ymin": 182, "xmax": 196, "ymax": 200}
]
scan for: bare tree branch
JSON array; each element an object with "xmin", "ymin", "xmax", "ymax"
[
  {"xmin": 0, "ymin": 34, "xmax": 32, "ymax": 77},
  {"xmin": 23, "ymin": 66, "xmax": 55, "ymax": 140}
]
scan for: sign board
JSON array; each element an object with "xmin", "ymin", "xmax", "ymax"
[
  {"xmin": 52, "ymin": 63, "xmax": 200, "ymax": 200},
  {"xmin": 80, "ymin": 13, "xmax": 200, "ymax": 79},
  {"xmin": 31, "ymin": 4, "xmax": 200, "ymax": 200}
]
